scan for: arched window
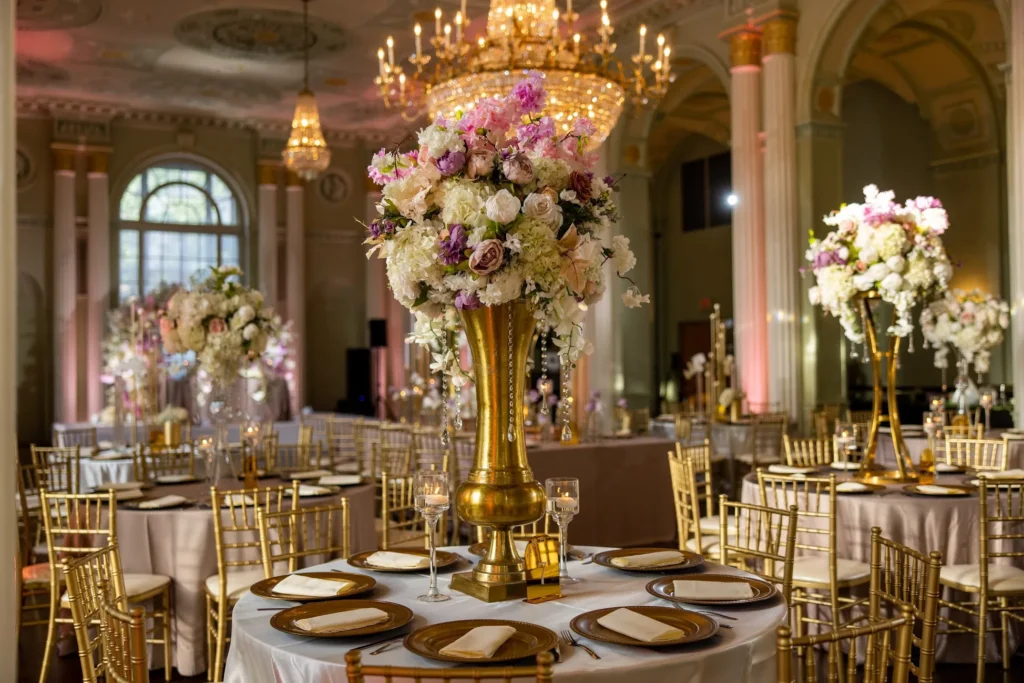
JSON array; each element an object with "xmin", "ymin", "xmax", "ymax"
[{"xmin": 117, "ymin": 160, "xmax": 243, "ymax": 299}]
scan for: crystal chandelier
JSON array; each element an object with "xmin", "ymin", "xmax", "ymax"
[
  {"xmin": 373, "ymin": 0, "xmax": 672, "ymax": 144},
  {"xmin": 283, "ymin": 0, "xmax": 331, "ymax": 180}
]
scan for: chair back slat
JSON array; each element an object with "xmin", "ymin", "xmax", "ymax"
[
  {"xmin": 61, "ymin": 544, "xmax": 128, "ymax": 682},
  {"xmin": 944, "ymin": 438, "xmax": 1006, "ymax": 471},
  {"xmin": 258, "ymin": 499, "xmax": 351, "ymax": 575},
  {"xmin": 719, "ymin": 496, "xmax": 797, "ymax": 605},
  {"xmin": 784, "ymin": 436, "xmax": 834, "ymax": 467}
]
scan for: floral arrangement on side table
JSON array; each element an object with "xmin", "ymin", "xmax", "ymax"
[
  {"xmin": 920, "ymin": 289, "xmax": 1009, "ymax": 377},
  {"xmin": 805, "ymin": 185, "xmax": 953, "ymax": 342},
  {"xmin": 160, "ymin": 266, "xmax": 280, "ymax": 392}
]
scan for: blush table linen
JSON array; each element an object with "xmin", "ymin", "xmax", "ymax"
[{"xmin": 224, "ymin": 546, "xmax": 788, "ymax": 683}]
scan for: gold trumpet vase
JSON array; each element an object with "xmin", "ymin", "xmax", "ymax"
[
  {"xmin": 452, "ymin": 301, "xmax": 547, "ymax": 602},
  {"xmin": 855, "ymin": 293, "xmax": 918, "ymax": 484}
]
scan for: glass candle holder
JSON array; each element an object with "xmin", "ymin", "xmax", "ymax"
[
  {"xmin": 545, "ymin": 477, "xmax": 580, "ymax": 585},
  {"xmin": 414, "ymin": 469, "xmax": 451, "ymax": 602}
]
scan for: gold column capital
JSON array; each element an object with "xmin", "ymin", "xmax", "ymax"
[
  {"xmin": 52, "ymin": 147, "xmax": 76, "ymax": 172},
  {"xmin": 727, "ymin": 28, "xmax": 762, "ymax": 69},
  {"xmin": 258, "ymin": 162, "xmax": 280, "ymax": 186},
  {"xmin": 285, "ymin": 170, "xmax": 304, "ymax": 187},
  {"xmin": 762, "ymin": 14, "xmax": 797, "ymax": 56},
  {"xmin": 87, "ymin": 150, "xmax": 109, "ymax": 174}
]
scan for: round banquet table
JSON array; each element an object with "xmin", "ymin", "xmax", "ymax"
[
  {"xmin": 740, "ymin": 471, "xmax": 1022, "ymax": 662},
  {"xmin": 114, "ymin": 479, "xmax": 377, "ymax": 677},
  {"xmin": 224, "ymin": 546, "xmax": 788, "ymax": 683}
]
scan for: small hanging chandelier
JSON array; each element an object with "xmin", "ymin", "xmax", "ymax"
[{"xmin": 282, "ymin": 0, "xmax": 331, "ymax": 180}]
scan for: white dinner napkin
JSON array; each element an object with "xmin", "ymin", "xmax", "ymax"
[
  {"xmin": 154, "ymin": 474, "xmax": 195, "ymax": 484},
  {"xmin": 137, "ymin": 495, "xmax": 188, "ymax": 510},
  {"xmin": 288, "ymin": 469, "xmax": 333, "ymax": 481},
  {"xmin": 294, "ymin": 607, "xmax": 389, "ymax": 633},
  {"xmin": 365, "ymin": 551, "xmax": 429, "ymax": 569},
  {"xmin": 298, "ymin": 484, "xmax": 331, "ymax": 497},
  {"xmin": 114, "ymin": 489, "xmax": 144, "ymax": 502},
  {"xmin": 935, "ymin": 463, "xmax": 963, "ymax": 473},
  {"xmin": 272, "ymin": 574, "xmax": 353, "ymax": 597},
  {"xmin": 439, "ymin": 625, "xmax": 517, "ymax": 659},
  {"xmin": 972, "ymin": 469, "xmax": 1024, "ymax": 484},
  {"xmin": 98, "ymin": 440, "xmax": 114, "ymax": 449},
  {"xmin": 915, "ymin": 485, "xmax": 954, "ymax": 495},
  {"xmin": 224, "ymin": 493, "xmax": 256, "ymax": 506},
  {"xmin": 102, "ymin": 481, "xmax": 145, "ymax": 491},
  {"xmin": 610, "ymin": 551, "xmax": 685, "ymax": 569},
  {"xmin": 319, "ymin": 474, "xmax": 362, "ymax": 486},
  {"xmin": 830, "ymin": 461, "xmax": 860, "ymax": 471},
  {"xmin": 673, "ymin": 579, "xmax": 754, "ymax": 600},
  {"xmin": 91, "ymin": 450, "xmax": 131, "ymax": 461},
  {"xmin": 768, "ymin": 465, "xmax": 817, "ymax": 475},
  {"xmin": 596, "ymin": 608, "xmax": 683, "ymax": 643},
  {"xmin": 836, "ymin": 482, "xmax": 869, "ymax": 493}
]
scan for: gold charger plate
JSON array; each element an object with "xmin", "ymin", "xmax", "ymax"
[
  {"xmin": 834, "ymin": 482, "xmax": 886, "ymax": 495},
  {"xmin": 467, "ymin": 542, "xmax": 586, "ymax": 561},
  {"xmin": 404, "ymin": 619, "xmax": 558, "ymax": 664},
  {"xmin": 270, "ymin": 599, "xmax": 412, "ymax": 639},
  {"xmin": 348, "ymin": 549, "xmax": 461, "ymax": 573},
  {"xmin": 647, "ymin": 573, "xmax": 778, "ymax": 605},
  {"xmin": 153, "ymin": 475, "xmax": 201, "ymax": 486},
  {"xmin": 570, "ymin": 606, "xmax": 719, "ymax": 648},
  {"xmin": 903, "ymin": 484, "xmax": 974, "ymax": 497},
  {"xmin": 250, "ymin": 572, "xmax": 376, "ymax": 602},
  {"xmin": 594, "ymin": 548, "xmax": 704, "ymax": 573},
  {"xmin": 124, "ymin": 497, "xmax": 197, "ymax": 510}
]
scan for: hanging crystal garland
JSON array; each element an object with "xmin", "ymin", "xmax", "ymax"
[
  {"xmin": 439, "ymin": 335, "xmax": 451, "ymax": 447},
  {"xmin": 538, "ymin": 330, "xmax": 549, "ymax": 421},
  {"xmin": 507, "ymin": 314, "xmax": 516, "ymax": 443},
  {"xmin": 560, "ymin": 354, "xmax": 572, "ymax": 442}
]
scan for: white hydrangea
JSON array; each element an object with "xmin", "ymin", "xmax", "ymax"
[{"xmin": 438, "ymin": 179, "xmax": 493, "ymax": 228}]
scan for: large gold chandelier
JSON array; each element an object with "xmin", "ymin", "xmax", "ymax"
[
  {"xmin": 283, "ymin": 0, "xmax": 331, "ymax": 180},
  {"xmin": 374, "ymin": 0, "xmax": 672, "ymax": 144}
]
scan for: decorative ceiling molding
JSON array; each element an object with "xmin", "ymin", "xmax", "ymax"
[
  {"xmin": 616, "ymin": 0, "xmax": 718, "ymax": 34},
  {"xmin": 16, "ymin": 95, "xmax": 391, "ymax": 146},
  {"xmin": 173, "ymin": 8, "xmax": 347, "ymax": 61}
]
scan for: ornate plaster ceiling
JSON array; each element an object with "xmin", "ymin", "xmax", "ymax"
[{"xmin": 15, "ymin": 0, "xmax": 657, "ymax": 142}]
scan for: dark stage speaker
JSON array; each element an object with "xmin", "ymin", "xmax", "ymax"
[
  {"xmin": 369, "ymin": 319, "xmax": 388, "ymax": 347},
  {"xmin": 346, "ymin": 348, "xmax": 374, "ymax": 415}
]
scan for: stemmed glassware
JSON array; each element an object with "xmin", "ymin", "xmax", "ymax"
[
  {"xmin": 545, "ymin": 477, "xmax": 580, "ymax": 585},
  {"xmin": 979, "ymin": 386, "xmax": 996, "ymax": 432},
  {"xmin": 834, "ymin": 421, "xmax": 856, "ymax": 463},
  {"xmin": 414, "ymin": 469, "xmax": 451, "ymax": 603}
]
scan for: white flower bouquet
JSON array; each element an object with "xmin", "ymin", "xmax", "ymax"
[
  {"xmin": 920, "ymin": 289, "xmax": 1009, "ymax": 374},
  {"xmin": 160, "ymin": 266, "xmax": 280, "ymax": 389},
  {"xmin": 805, "ymin": 185, "xmax": 953, "ymax": 342},
  {"xmin": 364, "ymin": 73, "xmax": 647, "ymax": 373}
]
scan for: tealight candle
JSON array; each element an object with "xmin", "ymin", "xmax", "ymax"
[
  {"xmin": 423, "ymin": 494, "xmax": 448, "ymax": 507},
  {"xmin": 555, "ymin": 494, "xmax": 577, "ymax": 510}
]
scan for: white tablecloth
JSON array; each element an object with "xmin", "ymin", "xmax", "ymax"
[{"xmin": 225, "ymin": 546, "xmax": 788, "ymax": 683}]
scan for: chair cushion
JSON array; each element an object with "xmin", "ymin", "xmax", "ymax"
[
  {"xmin": 784, "ymin": 557, "xmax": 870, "ymax": 585},
  {"xmin": 204, "ymin": 568, "xmax": 267, "ymax": 602},
  {"xmin": 736, "ymin": 453, "xmax": 782, "ymax": 465},
  {"xmin": 22, "ymin": 562, "xmax": 50, "ymax": 585},
  {"xmin": 684, "ymin": 535, "xmax": 721, "ymax": 554},
  {"xmin": 61, "ymin": 573, "xmax": 170, "ymax": 606},
  {"xmin": 698, "ymin": 514, "xmax": 736, "ymax": 535},
  {"xmin": 940, "ymin": 564, "xmax": 1024, "ymax": 593}
]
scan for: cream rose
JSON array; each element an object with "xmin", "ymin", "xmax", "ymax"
[
  {"xmin": 522, "ymin": 192, "xmax": 563, "ymax": 229},
  {"xmin": 468, "ymin": 239, "xmax": 505, "ymax": 275},
  {"xmin": 485, "ymin": 189, "xmax": 522, "ymax": 224},
  {"xmin": 502, "ymin": 153, "xmax": 534, "ymax": 184}
]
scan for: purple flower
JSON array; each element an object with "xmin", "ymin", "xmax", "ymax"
[
  {"xmin": 436, "ymin": 149, "xmax": 466, "ymax": 176},
  {"xmin": 616, "ymin": 398, "xmax": 628, "ymax": 409},
  {"xmin": 585, "ymin": 399, "xmax": 598, "ymax": 413},
  {"xmin": 439, "ymin": 225, "xmax": 468, "ymax": 265},
  {"xmin": 547, "ymin": 394, "xmax": 559, "ymax": 407},
  {"xmin": 369, "ymin": 218, "xmax": 397, "ymax": 239},
  {"xmin": 527, "ymin": 389, "xmax": 540, "ymax": 403},
  {"xmin": 454, "ymin": 291, "xmax": 481, "ymax": 311},
  {"xmin": 511, "ymin": 74, "xmax": 546, "ymax": 114},
  {"xmin": 813, "ymin": 250, "xmax": 836, "ymax": 269}
]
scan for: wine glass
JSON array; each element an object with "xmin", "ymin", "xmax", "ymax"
[
  {"xmin": 199, "ymin": 436, "xmax": 219, "ymax": 486},
  {"xmin": 414, "ymin": 469, "xmax": 451, "ymax": 603},
  {"xmin": 979, "ymin": 387, "xmax": 996, "ymax": 432},
  {"xmin": 545, "ymin": 477, "xmax": 580, "ymax": 585},
  {"xmin": 834, "ymin": 421, "xmax": 856, "ymax": 463}
]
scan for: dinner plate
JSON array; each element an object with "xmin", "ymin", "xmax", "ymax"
[
  {"xmin": 829, "ymin": 461, "xmax": 861, "ymax": 471},
  {"xmin": 250, "ymin": 572, "xmax": 376, "ymax": 602},
  {"xmin": 270, "ymin": 599, "xmax": 412, "ymax": 639},
  {"xmin": 902, "ymin": 484, "xmax": 974, "ymax": 497},
  {"xmin": 570, "ymin": 606, "xmax": 718, "ymax": 648},
  {"xmin": 647, "ymin": 573, "xmax": 778, "ymax": 605},
  {"xmin": 467, "ymin": 542, "xmax": 587, "ymax": 561},
  {"xmin": 153, "ymin": 474, "xmax": 201, "ymax": 485},
  {"xmin": 594, "ymin": 548, "xmax": 704, "ymax": 573},
  {"xmin": 124, "ymin": 497, "xmax": 197, "ymax": 510},
  {"xmin": 297, "ymin": 485, "xmax": 341, "ymax": 498},
  {"xmin": 282, "ymin": 469, "xmax": 333, "ymax": 481},
  {"xmin": 404, "ymin": 619, "xmax": 558, "ymax": 664},
  {"xmin": 834, "ymin": 482, "xmax": 885, "ymax": 495},
  {"xmin": 347, "ymin": 549, "xmax": 461, "ymax": 573}
]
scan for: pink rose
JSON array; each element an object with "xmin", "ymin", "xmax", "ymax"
[
  {"xmin": 501, "ymin": 153, "xmax": 534, "ymax": 184},
  {"xmin": 209, "ymin": 318, "xmax": 227, "ymax": 334},
  {"xmin": 465, "ymin": 142, "xmax": 497, "ymax": 179},
  {"xmin": 468, "ymin": 239, "xmax": 505, "ymax": 275}
]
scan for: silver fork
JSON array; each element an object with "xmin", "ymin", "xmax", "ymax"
[
  {"xmin": 561, "ymin": 629, "xmax": 600, "ymax": 659},
  {"xmin": 671, "ymin": 602, "xmax": 733, "ymax": 628}
]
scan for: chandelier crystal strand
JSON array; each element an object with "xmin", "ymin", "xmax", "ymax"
[
  {"xmin": 282, "ymin": 0, "xmax": 331, "ymax": 179},
  {"xmin": 507, "ymin": 313, "xmax": 516, "ymax": 443},
  {"xmin": 373, "ymin": 0, "xmax": 673, "ymax": 144},
  {"xmin": 560, "ymin": 353, "xmax": 572, "ymax": 442}
]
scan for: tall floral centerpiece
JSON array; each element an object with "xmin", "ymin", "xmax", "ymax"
[
  {"xmin": 805, "ymin": 185, "xmax": 952, "ymax": 482},
  {"xmin": 364, "ymin": 73, "xmax": 646, "ymax": 601}
]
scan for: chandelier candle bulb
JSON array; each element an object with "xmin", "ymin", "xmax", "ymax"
[
  {"xmin": 455, "ymin": 12, "xmax": 463, "ymax": 45},
  {"xmin": 377, "ymin": 48, "xmax": 386, "ymax": 77},
  {"xmin": 414, "ymin": 24, "xmax": 422, "ymax": 58},
  {"xmin": 639, "ymin": 25, "xmax": 646, "ymax": 59},
  {"xmin": 386, "ymin": 36, "xmax": 395, "ymax": 68},
  {"xmin": 435, "ymin": 7, "xmax": 442, "ymax": 36}
]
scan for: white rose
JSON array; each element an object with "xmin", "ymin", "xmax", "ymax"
[
  {"xmin": 559, "ymin": 189, "xmax": 580, "ymax": 205},
  {"xmin": 885, "ymin": 255, "xmax": 906, "ymax": 273},
  {"xmin": 880, "ymin": 272, "xmax": 903, "ymax": 292},
  {"xmin": 808, "ymin": 286, "xmax": 821, "ymax": 305},
  {"xmin": 485, "ymin": 189, "xmax": 522, "ymax": 224},
  {"xmin": 863, "ymin": 262, "xmax": 890, "ymax": 282},
  {"xmin": 522, "ymin": 192, "xmax": 563, "ymax": 229},
  {"xmin": 933, "ymin": 261, "xmax": 953, "ymax": 284}
]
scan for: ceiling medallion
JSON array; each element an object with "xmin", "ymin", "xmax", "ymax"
[
  {"xmin": 16, "ymin": 0, "xmax": 101, "ymax": 31},
  {"xmin": 373, "ymin": 0, "xmax": 674, "ymax": 144},
  {"xmin": 174, "ymin": 8, "xmax": 346, "ymax": 61}
]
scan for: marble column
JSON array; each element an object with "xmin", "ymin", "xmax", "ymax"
[
  {"xmin": 728, "ymin": 27, "xmax": 768, "ymax": 408},
  {"xmin": 257, "ymin": 162, "xmax": 279, "ymax": 307},
  {"xmin": 86, "ymin": 150, "xmax": 110, "ymax": 420},
  {"xmin": 0, "ymin": 0, "xmax": 20, "ymax": 671},
  {"xmin": 1008, "ymin": 2, "xmax": 1024, "ymax": 426},
  {"xmin": 285, "ymin": 172, "xmax": 305, "ymax": 411},
  {"xmin": 762, "ymin": 15, "xmax": 801, "ymax": 420},
  {"xmin": 53, "ymin": 146, "xmax": 78, "ymax": 423}
]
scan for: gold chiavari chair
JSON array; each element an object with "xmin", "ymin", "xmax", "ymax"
[
  {"xmin": 673, "ymin": 441, "xmax": 729, "ymax": 536},
  {"xmin": 379, "ymin": 471, "xmax": 433, "ymax": 549},
  {"xmin": 39, "ymin": 490, "xmax": 172, "ymax": 683},
  {"xmin": 257, "ymin": 499, "xmax": 351, "ymax": 576},
  {"xmin": 938, "ymin": 477, "xmax": 1024, "ymax": 683},
  {"xmin": 867, "ymin": 527, "xmax": 942, "ymax": 683},
  {"xmin": 206, "ymin": 483, "xmax": 300, "ymax": 682},
  {"xmin": 98, "ymin": 579, "xmax": 150, "ymax": 683},
  {"xmin": 758, "ymin": 471, "xmax": 871, "ymax": 648},
  {"xmin": 943, "ymin": 437, "xmax": 1007, "ymax": 472},
  {"xmin": 411, "ymin": 426, "xmax": 450, "ymax": 472},
  {"xmin": 371, "ymin": 441, "xmax": 413, "ymax": 479},
  {"xmin": 381, "ymin": 421, "xmax": 413, "ymax": 447},
  {"xmin": 354, "ymin": 418, "xmax": 382, "ymax": 471},
  {"xmin": 60, "ymin": 544, "xmax": 127, "ymax": 682},
  {"xmin": 346, "ymin": 650, "xmax": 555, "ymax": 683},
  {"xmin": 297, "ymin": 423, "xmax": 314, "ymax": 446},
  {"xmin": 139, "ymin": 442, "xmax": 196, "ymax": 483},
  {"xmin": 271, "ymin": 443, "xmax": 323, "ymax": 475},
  {"xmin": 945, "ymin": 421, "xmax": 984, "ymax": 439},
  {"xmin": 668, "ymin": 449, "xmax": 729, "ymax": 559},
  {"xmin": 54, "ymin": 425, "xmax": 98, "ymax": 450},
  {"xmin": 846, "ymin": 409, "xmax": 873, "ymax": 425},
  {"xmin": 674, "ymin": 414, "xmax": 693, "ymax": 444},
  {"xmin": 18, "ymin": 462, "xmax": 50, "ymax": 633},
  {"xmin": 327, "ymin": 416, "xmax": 361, "ymax": 473},
  {"xmin": 783, "ymin": 435, "xmax": 834, "ymax": 468},
  {"xmin": 718, "ymin": 496, "xmax": 797, "ymax": 605},
  {"xmin": 31, "ymin": 444, "xmax": 80, "ymax": 495},
  {"xmin": 735, "ymin": 414, "xmax": 788, "ymax": 487},
  {"xmin": 452, "ymin": 432, "xmax": 476, "ymax": 484},
  {"xmin": 812, "ymin": 404, "xmax": 844, "ymax": 439},
  {"xmin": 302, "ymin": 411, "xmax": 333, "ymax": 446},
  {"xmin": 776, "ymin": 605, "xmax": 916, "ymax": 683}
]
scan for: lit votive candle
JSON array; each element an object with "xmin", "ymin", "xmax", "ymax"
[
  {"xmin": 555, "ymin": 495, "xmax": 577, "ymax": 510},
  {"xmin": 422, "ymin": 494, "xmax": 448, "ymax": 507}
]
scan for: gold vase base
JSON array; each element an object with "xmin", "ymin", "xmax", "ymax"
[
  {"xmin": 855, "ymin": 469, "xmax": 919, "ymax": 485},
  {"xmin": 451, "ymin": 572, "xmax": 528, "ymax": 602}
]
